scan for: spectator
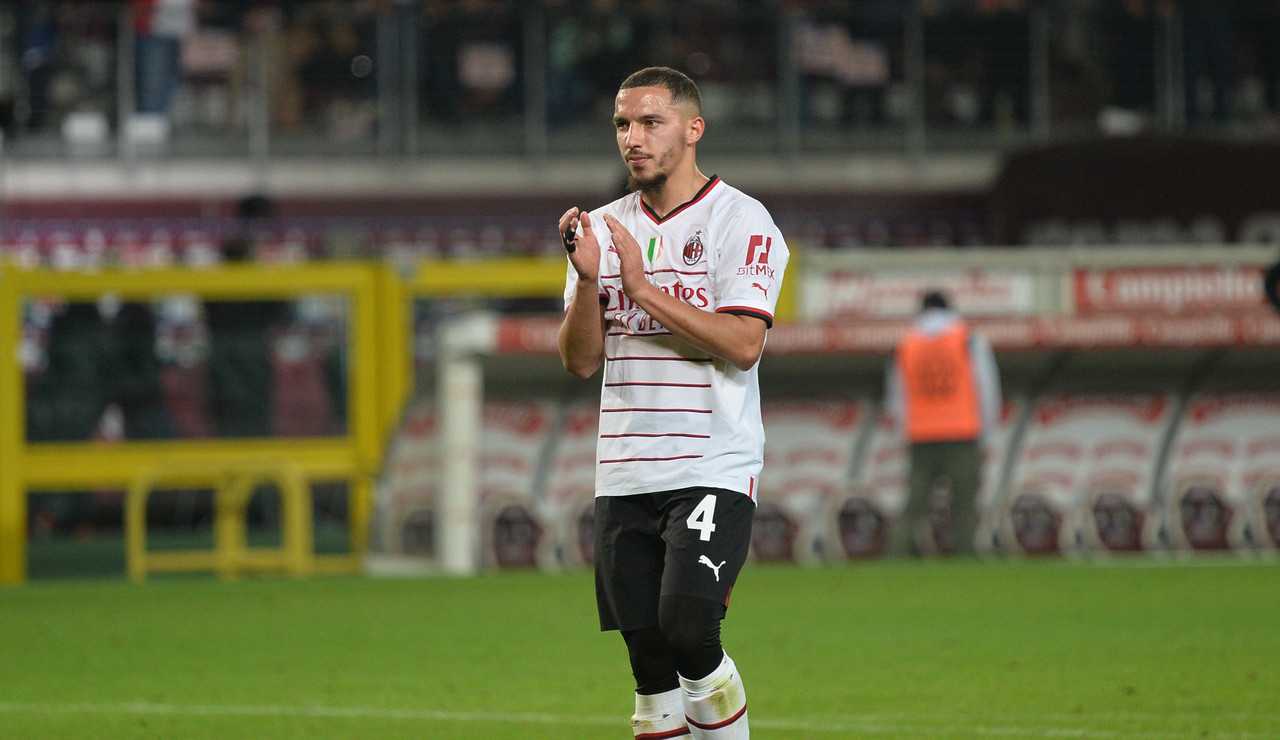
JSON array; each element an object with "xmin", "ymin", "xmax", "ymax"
[
  {"xmin": 204, "ymin": 195, "xmax": 288, "ymax": 438},
  {"xmin": 106, "ymin": 302, "xmax": 175, "ymax": 440},
  {"xmin": 884, "ymin": 289, "xmax": 1001, "ymax": 557},
  {"xmin": 132, "ymin": 0, "xmax": 197, "ymax": 115},
  {"xmin": 17, "ymin": 2, "xmax": 57, "ymax": 131},
  {"xmin": 204, "ymin": 220, "xmax": 289, "ymax": 531},
  {"xmin": 1182, "ymin": 0, "xmax": 1235, "ymax": 126},
  {"xmin": 37, "ymin": 302, "xmax": 111, "ymax": 442},
  {"xmin": 1097, "ymin": 0, "xmax": 1157, "ymax": 124},
  {"xmin": 27, "ymin": 302, "xmax": 111, "ymax": 535}
]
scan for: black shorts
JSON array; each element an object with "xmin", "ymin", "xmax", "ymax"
[{"xmin": 594, "ymin": 486, "xmax": 755, "ymax": 632}]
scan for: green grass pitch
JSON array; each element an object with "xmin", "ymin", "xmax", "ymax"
[{"xmin": 1, "ymin": 559, "xmax": 1276, "ymax": 739}]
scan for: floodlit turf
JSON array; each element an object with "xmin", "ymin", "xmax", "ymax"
[{"xmin": 1, "ymin": 559, "xmax": 1277, "ymax": 739}]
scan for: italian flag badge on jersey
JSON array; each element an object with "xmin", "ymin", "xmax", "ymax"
[{"xmin": 645, "ymin": 235, "xmax": 664, "ymax": 263}]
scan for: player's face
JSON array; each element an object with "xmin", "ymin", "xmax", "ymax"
[{"xmin": 613, "ymin": 86, "xmax": 701, "ymax": 192}]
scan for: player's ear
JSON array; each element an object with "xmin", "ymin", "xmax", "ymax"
[{"xmin": 686, "ymin": 115, "xmax": 704, "ymax": 145}]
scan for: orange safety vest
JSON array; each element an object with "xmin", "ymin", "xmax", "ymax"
[{"xmin": 898, "ymin": 322, "xmax": 981, "ymax": 442}]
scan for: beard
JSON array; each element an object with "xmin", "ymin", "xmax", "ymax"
[{"xmin": 627, "ymin": 170, "xmax": 668, "ymax": 194}]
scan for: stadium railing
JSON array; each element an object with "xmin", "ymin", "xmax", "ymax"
[
  {"xmin": 0, "ymin": 263, "xmax": 390, "ymax": 584},
  {"xmin": 125, "ymin": 459, "xmax": 312, "ymax": 582}
]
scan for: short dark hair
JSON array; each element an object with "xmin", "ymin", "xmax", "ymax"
[
  {"xmin": 921, "ymin": 289, "xmax": 951, "ymax": 311},
  {"xmin": 619, "ymin": 66, "xmax": 702, "ymax": 114}
]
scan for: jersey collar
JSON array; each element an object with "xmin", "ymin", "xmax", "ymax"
[{"xmin": 640, "ymin": 175, "xmax": 721, "ymax": 225}]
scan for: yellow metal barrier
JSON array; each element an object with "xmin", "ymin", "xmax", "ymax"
[
  {"xmin": 411, "ymin": 257, "xmax": 567, "ymax": 298},
  {"xmin": 0, "ymin": 263, "xmax": 387, "ymax": 584},
  {"xmin": 0, "ymin": 266, "xmax": 20, "ymax": 584},
  {"xmin": 125, "ymin": 461, "xmax": 312, "ymax": 582}
]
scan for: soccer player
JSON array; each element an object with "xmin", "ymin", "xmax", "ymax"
[{"xmin": 557, "ymin": 67, "xmax": 788, "ymax": 740}]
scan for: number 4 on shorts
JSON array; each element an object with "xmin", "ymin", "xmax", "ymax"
[{"xmin": 686, "ymin": 494, "xmax": 717, "ymax": 542}]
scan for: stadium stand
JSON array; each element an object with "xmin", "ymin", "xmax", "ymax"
[
  {"xmin": 973, "ymin": 399, "xmax": 1023, "ymax": 555},
  {"xmin": 374, "ymin": 401, "xmax": 439, "ymax": 562},
  {"xmin": 999, "ymin": 394, "xmax": 1174, "ymax": 556},
  {"xmin": 476, "ymin": 401, "xmax": 556, "ymax": 569},
  {"xmin": 755, "ymin": 400, "xmax": 864, "ymax": 563},
  {"xmin": 1165, "ymin": 394, "xmax": 1280, "ymax": 552},
  {"xmin": 269, "ymin": 326, "xmax": 337, "ymax": 438},
  {"xmin": 542, "ymin": 401, "xmax": 601, "ymax": 568},
  {"xmin": 826, "ymin": 409, "xmax": 902, "ymax": 560}
]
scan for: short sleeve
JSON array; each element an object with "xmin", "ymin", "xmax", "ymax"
[{"xmin": 713, "ymin": 201, "xmax": 789, "ymax": 327}]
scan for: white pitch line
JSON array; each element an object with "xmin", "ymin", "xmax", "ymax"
[{"xmin": 0, "ymin": 701, "xmax": 1271, "ymax": 738}]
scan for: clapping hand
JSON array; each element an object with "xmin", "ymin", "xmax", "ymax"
[
  {"xmin": 558, "ymin": 207, "xmax": 600, "ymax": 282},
  {"xmin": 602, "ymin": 215, "xmax": 651, "ymax": 300}
]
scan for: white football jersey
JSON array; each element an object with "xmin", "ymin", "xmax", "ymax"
[{"xmin": 563, "ymin": 176, "xmax": 789, "ymax": 500}]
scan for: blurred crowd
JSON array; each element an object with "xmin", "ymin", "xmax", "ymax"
[{"xmin": 4, "ymin": 1, "xmax": 1280, "ymax": 150}]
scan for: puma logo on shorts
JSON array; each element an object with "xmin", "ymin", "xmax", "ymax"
[{"xmin": 698, "ymin": 555, "xmax": 726, "ymax": 582}]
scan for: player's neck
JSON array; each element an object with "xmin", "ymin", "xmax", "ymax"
[{"xmin": 640, "ymin": 166, "xmax": 710, "ymax": 217}]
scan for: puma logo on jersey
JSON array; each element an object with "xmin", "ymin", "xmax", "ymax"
[
  {"xmin": 698, "ymin": 555, "xmax": 726, "ymax": 582},
  {"xmin": 751, "ymin": 282, "xmax": 769, "ymax": 298}
]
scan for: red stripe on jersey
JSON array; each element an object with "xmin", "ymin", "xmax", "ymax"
[
  {"xmin": 601, "ymin": 269, "xmax": 708, "ymax": 279},
  {"xmin": 600, "ymin": 454, "xmax": 704, "ymax": 464},
  {"xmin": 686, "ymin": 704, "xmax": 747, "ymax": 731},
  {"xmin": 600, "ymin": 433, "xmax": 711, "ymax": 439},
  {"xmin": 716, "ymin": 306, "xmax": 774, "ymax": 321},
  {"xmin": 635, "ymin": 727, "xmax": 691, "ymax": 739},
  {"xmin": 717, "ymin": 306, "xmax": 774, "ymax": 328},
  {"xmin": 601, "ymin": 407, "xmax": 712, "ymax": 414},
  {"xmin": 749, "ymin": 476, "xmax": 756, "ymax": 501},
  {"xmin": 641, "ymin": 176, "xmax": 721, "ymax": 224},
  {"xmin": 606, "ymin": 356, "xmax": 713, "ymax": 362},
  {"xmin": 605, "ymin": 381, "xmax": 711, "ymax": 388}
]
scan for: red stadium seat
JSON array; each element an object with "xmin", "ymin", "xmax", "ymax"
[
  {"xmin": 999, "ymin": 394, "xmax": 1173, "ymax": 555},
  {"xmin": 1167, "ymin": 394, "xmax": 1280, "ymax": 551},
  {"xmin": 757, "ymin": 400, "xmax": 863, "ymax": 562}
]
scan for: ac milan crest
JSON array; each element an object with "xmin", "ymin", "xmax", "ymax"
[{"xmin": 682, "ymin": 231, "xmax": 705, "ymax": 266}]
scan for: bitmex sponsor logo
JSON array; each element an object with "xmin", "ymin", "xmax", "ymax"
[
  {"xmin": 1075, "ymin": 267, "xmax": 1264, "ymax": 314},
  {"xmin": 738, "ymin": 234, "xmax": 776, "ymax": 279}
]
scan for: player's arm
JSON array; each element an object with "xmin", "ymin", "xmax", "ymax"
[
  {"xmin": 557, "ymin": 208, "xmax": 607, "ymax": 378},
  {"xmin": 621, "ymin": 283, "xmax": 767, "ymax": 372},
  {"xmin": 602, "ymin": 214, "xmax": 768, "ymax": 372},
  {"xmin": 559, "ymin": 278, "xmax": 607, "ymax": 378}
]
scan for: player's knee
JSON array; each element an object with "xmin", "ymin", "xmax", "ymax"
[
  {"xmin": 657, "ymin": 594, "xmax": 723, "ymax": 661},
  {"xmin": 622, "ymin": 627, "xmax": 678, "ymax": 694}
]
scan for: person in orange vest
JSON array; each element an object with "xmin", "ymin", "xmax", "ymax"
[{"xmin": 884, "ymin": 289, "xmax": 1001, "ymax": 557}]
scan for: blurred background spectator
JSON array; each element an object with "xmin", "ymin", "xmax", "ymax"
[
  {"xmin": 205, "ymin": 195, "xmax": 289, "ymax": 439},
  {"xmin": 1, "ymin": 0, "xmax": 1278, "ymax": 157},
  {"xmin": 108, "ymin": 301, "xmax": 175, "ymax": 441},
  {"xmin": 133, "ymin": 0, "xmax": 198, "ymax": 116}
]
